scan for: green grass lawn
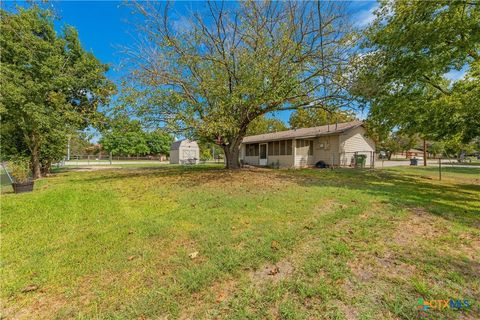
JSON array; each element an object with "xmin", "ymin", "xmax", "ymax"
[{"xmin": 1, "ymin": 165, "xmax": 479, "ymax": 319}]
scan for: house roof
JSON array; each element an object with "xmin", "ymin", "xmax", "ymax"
[{"xmin": 242, "ymin": 120, "xmax": 363, "ymax": 144}]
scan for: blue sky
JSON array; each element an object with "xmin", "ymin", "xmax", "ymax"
[{"xmin": 4, "ymin": 0, "xmax": 380, "ymax": 132}]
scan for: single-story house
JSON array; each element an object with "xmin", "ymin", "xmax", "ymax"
[
  {"xmin": 405, "ymin": 149, "xmax": 423, "ymax": 159},
  {"xmin": 240, "ymin": 121, "xmax": 375, "ymax": 168},
  {"xmin": 170, "ymin": 139, "xmax": 200, "ymax": 164}
]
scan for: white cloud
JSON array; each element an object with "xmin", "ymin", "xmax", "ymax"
[
  {"xmin": 171, "ymin": 15, "xmax": 194, "ymax": 34},
  {"xmin": 354, "ymin": 3, "xmax": 379, "ymax": 27}
]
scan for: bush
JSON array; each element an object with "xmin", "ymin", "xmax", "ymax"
[{"xmin": 9, "ymin": 158, "xmax": 31, "ymax": 183}]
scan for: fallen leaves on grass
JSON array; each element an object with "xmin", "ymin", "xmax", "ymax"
[
  {"xmin": 268, "ymin": 266, "xmax": 280, "ymax": 276},
  {"xmin": 189, "ymin": 251, "xmax": 199, "ymax": 259},
  {"xmin": 271, "ymin": 240, "xmax": 280, "ymax": 251},
  {"xmin": 250, "ymin": 260, "xmax": 294, "ymax": 284},
  {"xmin": 21, "ymin": 284, "xmax": 38, "ymax": 293}
]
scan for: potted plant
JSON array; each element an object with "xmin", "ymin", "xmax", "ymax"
[{"xmin": 9, "ymin": 158, "xmax": 34, "ymax": 194}]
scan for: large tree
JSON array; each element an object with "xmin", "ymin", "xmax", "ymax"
[
  {"xmin": 124, "ymin": 1, "xmax": 355, "ymax": 169},
  {"xmin": 353, "ymin": 0, "xmax": 480, "ymax": 143},
  {"xmin": 0, "ymin": 6, "xmax": 114, "ymax": 178}
]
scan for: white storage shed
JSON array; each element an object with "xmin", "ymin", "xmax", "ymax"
[{"xmin": 169, "ymin": 139, "xmax": 200, "ymax": 164}]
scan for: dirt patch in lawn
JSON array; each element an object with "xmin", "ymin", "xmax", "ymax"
[
  {"xmin": 250, "ymin": 260, "xmax": 294, "ymax": 285},
  {"xmin": 164, "ymin": 169, "xmax": 294, "ymax": 191},
  {"xmin": 3, "ymin": 289, "xmax": 81, "ymax": 320},
  {"xmin": 333, "ymin": 299, "xmax": 359, "ymax": 320},
  {"xmin": 392, "ymin": 207, "xmax": 445, "ymax": 245},
  {"xmin": 457, "ymin": 233, "xmax": 480, "ymax": 261}
]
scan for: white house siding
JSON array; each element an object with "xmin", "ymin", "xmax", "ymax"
[
  {"xmin": 339, "ymin": 126, "xmax": 375, "ymax": 166},
  {"xmin": 313, "ymin": 135, "xmax": 340, "ymax": 166},
  {"xmin": 244, "ymin": 155, "xmax": 260, "ymax": 165},
  {"xmin": 267, "ymin": 155, "xmax": 295, "ymax": 168},
  {"xmin": 294, "ymin": 139, "xmax": 315, "ymax": 167}
]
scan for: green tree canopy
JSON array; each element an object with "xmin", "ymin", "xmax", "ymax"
[
  {"xmin": 145, "ymin": 130, "xmax": 174, "ymax": 156},
  {"xmin": 246, "ymin": 116, "xmax": 288, "ymax": 136},
  {"xmin": 289, "ymin": 109, "xmax": 355, "ymax": 129},
  {"xmin": 100, "ymin": 119, "xmax": 173, "ymax": 157},
  {"xmin": 377, "ymin": 133, "xmax": 419, "ymax": 160},
  {"xmin": 353, "ymin": 1, "xmax": 480, "ymax": 143},
  {"xmin": 0, "ymin": 6, "xmax": 115, "ymax": 177}
]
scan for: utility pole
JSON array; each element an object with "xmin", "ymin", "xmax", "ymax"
[
  {"xmin": 67, "ymin": 135, "xmax": 71, "ymax": 161},
  {"xmin": 438, "ymin": 157, "xmax": 442, "ymax": 181},
  {"xmin": 423, "ymin": 139, "xmax": 427, "ymax": 166}
]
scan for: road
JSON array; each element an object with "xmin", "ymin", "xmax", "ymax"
[{"xmin": 375, "ymin": 160, "xmax": 480, "ymax": 168}]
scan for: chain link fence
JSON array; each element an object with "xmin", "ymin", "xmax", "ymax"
[{"xmin": 338, "ymin": 151, "xmax": 375, "ymax": 168}]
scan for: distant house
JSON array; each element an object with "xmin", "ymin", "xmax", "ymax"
[
  {"xmin": 405, "ymin": 148, "xmax": 424, "ymax": 159},
  {"xmin": 169, "ymin": 139, "xmax": 200, "ymax": 164},
  {"xmin": 240, "ymin": 121, "xmax": 375, "ymax": 168}
]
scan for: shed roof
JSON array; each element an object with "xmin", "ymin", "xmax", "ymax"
[
  {"xmin": 242, "ymin": 120, "xmax": 363, "ymax": 144},
  {"xmin": 170, "ymin": 139, "xmax": 198, "ymax": 151}
]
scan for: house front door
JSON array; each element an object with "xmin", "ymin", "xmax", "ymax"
[{"xmin": 259, "ymin": 143, "xmax": 267, "ymax": 166}]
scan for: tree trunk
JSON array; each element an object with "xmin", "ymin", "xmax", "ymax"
[
  {"xmin": 423, "ymin": 139, "xmax": 427, "ymax": 166},
  {"xmin": 31, "ymin": 146, "xmax": 41, "ymax": 179},
  {"xmin": 41, "ymin": 161, "xmax": 52, "ymax": 176},
  {"xmin": 223, "ymin": 144, "xmax": 241, "ymax": 169},
  {"xmin": 26, "ymin": 133, "xmax": 42, "ymax": 179}
]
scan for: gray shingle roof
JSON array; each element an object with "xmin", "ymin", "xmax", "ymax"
[
  {"xmin": 170, "ymin": 140, "xmax": 184, "ymax": 150},
  {"xmin": 242, "ymin": 120, "xmax": 363, "ymax": 144},
  {"xmin": 171, "ymin": 139, "xmax": 199, "ymax": 150}
]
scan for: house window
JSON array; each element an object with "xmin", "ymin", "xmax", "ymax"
[
  {"xmin": 261, "ymin": 140, "xmax": 293, "ymax": 156},
  {"xmin": 296, "ymin": 139, "xmax": 313, "ymax": 155},
  {"xmin": 274, "ymin": 141, "xmax": 279, "ymax": 155},
  {"xmin": 286, "ymin": 140, "xmax": 292, "ymax": 155},
  {"xmin": 268, "ymin": 142, "xmax": 273, "ymax": 156},
  {"xmin": 246, "ymin": 143, "xmax": 259, "ymax": 156}
]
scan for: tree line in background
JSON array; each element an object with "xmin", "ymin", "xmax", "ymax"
[
  {"xmin": 1, "ymin": 1, "xmax": 478, "ymax": 177},
  {"xmin": 379, "ymin": 133, "xmax": 480, "ymax": 160},
  {"xmin": 99, "ymin": 118, "xmax": 173, "ymax": 157}
]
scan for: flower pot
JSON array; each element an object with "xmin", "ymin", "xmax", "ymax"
[{"xmin": 12, "ymin": 181, "xmax": 34, "ymax": 194}]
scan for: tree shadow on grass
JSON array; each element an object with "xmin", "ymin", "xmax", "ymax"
[
  {"xmin": 77, "ymin": 165, "xmax": 275, "ymax": 187},
  {"xmin": 283, "ymin": 169, "xmax": 479, "ymax": 229},
  {"xmin": 68, "ymin": 165, "xmax": 479, "ymax": 228},
  {"xmin": 62, "ymin": 165, "xmax": 227, "ymax": 184}
]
